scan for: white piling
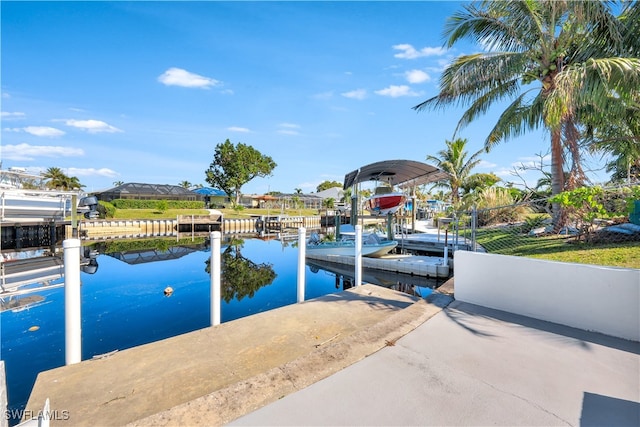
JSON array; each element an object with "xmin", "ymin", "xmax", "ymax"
[
  {"xmin": 297, "ymin": 227, "xmax": 306, "ymax": 302},
  {"xmin": 210, "ymin": 231, "xmax": 221, "ymax": 326},
  {"xmin": 355, "ymin": 224, "xmax": 362, "ymax": 286},
  {"xmin": 443, "ymin": 228, "xmax": 449, "ymax": 266},
  {"xmin": 63, "ymin": 238, "xmax": 82, "ymax": 365}
]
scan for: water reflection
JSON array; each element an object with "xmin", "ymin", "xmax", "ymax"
[
  {"xmin": 205, "ymin": 237, "xmax": 277, "ymax": 303},
  {"xmin": 306, "ymin": 258, "xmax": 447, "ymax": 298}
]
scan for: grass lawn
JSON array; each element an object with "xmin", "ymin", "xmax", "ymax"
[{"xmin": 474, "ymin": 228, "xmax": 640, "ymax": 269}]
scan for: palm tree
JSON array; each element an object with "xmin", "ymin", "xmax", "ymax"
[
  {"xmin": 43, "ymin": 167, "xmax": 68, "ymax": 190},
  {"xmin": 586, "ymin": 91, "xmax": 640, "ymax": 184},
  {"xmin": 113, "ymin": 180, "xmax": 124, "ymax": 187},
  {"xmin": 42, "ymin": 167, "xmax": 84, "ymax": 190},
  {"xmin": 426, "ymin": 138, "xmax": 482, "ymax": 204},
  {"xmin": 178, "ymin": 180, "xmax": 192, "ymax": 189},
  {"xmin": 414, "ymin": 1, "xmax": 640, "ymax": 222}
]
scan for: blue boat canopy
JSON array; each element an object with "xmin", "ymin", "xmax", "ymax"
[{"xmin": 193, "ymin": 187, "xmax": 227, "ymax": 197}]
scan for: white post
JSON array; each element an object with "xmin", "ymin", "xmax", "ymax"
[
  {"xmin": 355, "ymin": 224, "xmax": 362, "ymax": 286},
  {"xmin": 443, "ymin": 228, "xmax": 449, "ymax": 266},
  {"xmin": 297, "ymin": 227, "xmax": 306, "ymax": 302},
  {"xmin": 210, "ymin": 231, "xmax": 221, "ymax": 326},
  {"xmin": 63, "ymin": 238, "xmax": 82, "ymax": 365}
]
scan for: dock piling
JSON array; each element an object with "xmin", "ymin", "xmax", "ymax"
[
  {"xmin": 63, "ymin": 238, "xmax": 82, "ymax": 365},
  {"xmin": 297, "ymin": 227, "xmax": 306, "ymax": 302},
  {"xmin": 355, "ymin": 225, "xmax": 362, "ymax": 286},
  {"xmin": 210, "ymin": 231, "xmax": 221, "ymax": 326}
]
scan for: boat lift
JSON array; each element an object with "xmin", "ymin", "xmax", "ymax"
[{"xmin": 342, "ymin": 159, "xmax": 450, "ymax": 238}]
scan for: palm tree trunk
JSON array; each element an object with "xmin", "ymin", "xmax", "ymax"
[{"xmin": 550, "ymin": 129, "xmax": 565, "ymax": 230}]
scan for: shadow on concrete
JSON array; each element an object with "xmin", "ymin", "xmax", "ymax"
[
  {"xmin": 580, "ymin": 392, "xmax": 640, "ymax": 426},
  {"xmin": 315, "ymin": 289, "xmax": 418, "ymax": 310},
  {"xmin": 445, "ymin": 302, "xmax": 640, "ymax": 354}
]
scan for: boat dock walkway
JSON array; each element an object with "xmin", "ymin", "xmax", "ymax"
[{"xmin": 25, "ymin": 285, "xmax": 451, "ymax": 426}]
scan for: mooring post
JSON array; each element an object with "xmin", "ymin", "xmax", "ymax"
[
  {"xmin": 297, "ymin": 227, "xmax": 306, "ymax": 302},
  {"xmin": 355, "ymin": 224, "xmax": 362, "ymax": 286},
  {"xmin": 63, "ymin": 238, "xmax": 82, "ymax": 365},
  {"xmin": 210, "ymin": 231, "xmax": 221, "ymax": 326}
]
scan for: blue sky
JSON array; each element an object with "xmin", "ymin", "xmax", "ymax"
[{"xmin": 1, "ymin": 1, "xmax": 606, "ymax": 194}]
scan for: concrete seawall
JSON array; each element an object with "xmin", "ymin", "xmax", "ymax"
[{"xmin": 26, "ymin": 285, "xmax": 452, "ymax": 426}]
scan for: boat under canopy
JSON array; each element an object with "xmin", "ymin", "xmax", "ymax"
[{"xmin": 343, "ymin": 159, "xmax": 449, "ymax": 190}]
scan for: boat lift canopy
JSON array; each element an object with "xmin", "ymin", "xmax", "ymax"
[{"xmin": 343, "ymin": 159, "xmax": 449, "ymax": 190}]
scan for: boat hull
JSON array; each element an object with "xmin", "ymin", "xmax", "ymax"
[
  {"xmin": 365, "ymin": 193, "xmax": 405, "ymax": 215},
  {"xmin": 306, "ymin": 240, "xmax": 397, "ymax": 258}
]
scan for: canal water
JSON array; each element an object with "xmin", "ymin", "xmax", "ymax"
[{"xmin": 1, "ymin": 235, "xmax": 439, "ymax": 424}]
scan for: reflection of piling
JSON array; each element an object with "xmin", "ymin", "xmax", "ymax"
[
  {"xmin": 63, "ymin": 238, "xmax": 81, "ymax": 365},
  {"xmin": 210, "ymin": 231, "xmax": 221, "ymax": 326}
]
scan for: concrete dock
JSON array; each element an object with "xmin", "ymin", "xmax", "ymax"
[
  {"xmin": 23, "ymin": 278, "xmax": 639, "ymax": 426},
  {"xmin": 25, "ymin": 285, "xmax": 450, "ymax": 426}
]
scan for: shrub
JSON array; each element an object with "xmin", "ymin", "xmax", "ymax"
[
  {"xmin": 110, "ymin": 199, "xmax": 205, "ymax": 209},
  {"xmin": 97, "ymin": 200, "xmax": 116, "ymax": 218}
]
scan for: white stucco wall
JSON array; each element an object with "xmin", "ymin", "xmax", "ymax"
[{"xmin": 454, "ymin": 251, "xmax": 640, "ymax": 342}]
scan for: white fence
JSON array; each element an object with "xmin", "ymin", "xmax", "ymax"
[{"xmin": 454, "ymin": 251, "xmax": 640, "ymax": 341}]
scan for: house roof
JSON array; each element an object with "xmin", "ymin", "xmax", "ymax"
[
  {"xmin": 103, "ymin": 183, "xmax": 196, "ymax": 196},
  {"xmin": 343, "ymin": 159, "xmax": 450, "ymax": 189}
]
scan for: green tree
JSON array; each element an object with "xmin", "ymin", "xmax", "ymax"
[
  {"xmin": 205, "ymin": 139, "xmax": 277, "ymax": 206},
  {"xmin": 43, "ymin": 167, "xmax": 84, "ymax": 190},
  {"xmin": 322, "ymin": 197, "xmax": 335, "ymax": 209},
  {"xmin": 178, "ymin": 180, "xmax": 192, "ymax": 189},
  {"xmin": 113, "ymin": 180, "xmax": 124, "ymax": 187},
  {"xmin": 156, "ymin": 200, "xmax": 168, "ymax": 213},
  {"xmin": 414, "ymin": 0, "xmax": 640, "ymax": 221},
  {"xmin": 294, "ymin": 188, "xmax": 302, "ymax": 194},
  {"xmin": 316, "ymin": 180, "xmax": 342, "ymax": 192},
  {"xmin": 586, "ymin": 91, "xmax": 640, "ymax": 183},
  {"xmin": 426, "ymin": 138, "xmax": 482, "ymax": 204},
  {"xmin": 460, "ymin": 172, "xmax": 501, "ymax": 195}
]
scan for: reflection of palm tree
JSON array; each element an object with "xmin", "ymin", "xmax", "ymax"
[
  {"xmin": 415, "ymin": 1, "xmax": 640, "ymax": 220},
  {"xmin": 205, "ymin": 240, "xmax": 277, "ymax": 303},
  {"xmin": 426, "ymin": 138, "xmax": 481, "ymax": 204}
]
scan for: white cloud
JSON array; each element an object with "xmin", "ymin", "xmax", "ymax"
[
  {"xmin": 279, "ymin": 123, "xmax": 300, "ymax": 129},
  {"xmin": 341, "ymin": 89, "xmax": 367, "ymax": 100},
  {"xmin": 405, "ymin": 69, "xmax": 431, "ymax": 84},
  {"xmin": 478, "ymin": 160, "xmax": 497, "ymax": 169},
  {"xmin": 393, "ymin": 44, "xmax": 447, "ymax": 59},
  {"xmin": 64, "ymin": 119, "xmax": 122, "ymax": 133},
  {"xmin": 227, "ymin": 126, "xmax": 250, "ymax": 133},
  {"xmin": 312, "ymin": 91, "xmax": 334, "ymax": 100},
  {"xmin": 1, "ymin": 111, "xmax": 26, "ymax": 120},
  {"xmin": 1, "ymin": 143, "xmax": 84, "ymax": 161},
  {"xmin": 495, "ymin": 168, "xmax": 515, "ymax": 177},
  {"xmin": 158, "ymin": 67, "xmax": 220, "ymax": 89},
  {"xmin": 66, "ymin": 167, "xmax": 118, "ymax": 178},
  {"xmin": 277, "ymin": 123, "xmax": 300, "ymax": 135},
  {"xmin": 374, "ymin": 85, "xmax": 421, "ymax": 98},
  {"xmin": 5, "ymin": 126, "xmax": 66, "ymax": 137}
]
